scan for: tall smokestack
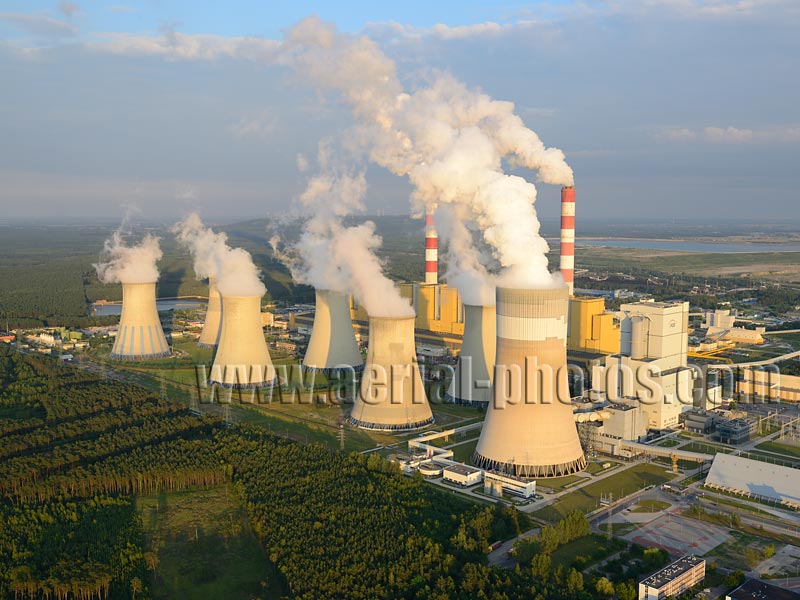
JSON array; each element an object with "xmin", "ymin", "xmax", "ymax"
[
  {"xmin": 349, "ymin": 316, "xmax": 434, "ymax": 431},
  {"xmin": 111, "ymin": 282, "xmax": 170, "ymax": 360},
  {"xmin": 303, "ymin": 289, "xmax": 364, "ymax": 375},
  {"xmin": 473, "ymin": 286, "xmax": 586, "ymax": 478},
  {"xmin": 210, "ymin": 295, "xmax": 276, "ymax": 388},
  {"xmin": 425, "ymin": 211, "xmax": 438, "ymax": 285},
  {"xmin": 197, "ymin": 277, "xmax": 222, "ymax": 348},
  {"xmin": 560, "ymin": 186, "xmax": 575, "ymax": 295},
  {"xmin": 446, "ymin": 304, "xmax": 496, "ymax": 405}
]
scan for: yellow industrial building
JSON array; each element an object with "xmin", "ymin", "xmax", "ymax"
[{"xmin": 567, "ymin": 297, "xmax": 620, "ymax": 355}]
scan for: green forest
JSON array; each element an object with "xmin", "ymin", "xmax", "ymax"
[{"xmin": 0, "ymin": 345, "xmax": 663, "ymax": 600}]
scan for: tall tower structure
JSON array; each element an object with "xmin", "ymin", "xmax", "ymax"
[
  {"xmin": 473, "ymin": 286, "xmax": 586, "ymax": 478},
  {"xmin": 303, "ymin": 289, "xmax": 364, "ymax": 375},
  {"xmin": 111, "ymin": 282, "xmax": 170, "ymax": 360},
  {"xmin": 210, "ymin": 295, "xmax": 276, "ymax": 388},
  {"xmin": 349, "ymin": 315, "xmax": 434, "ymax": 431},
  {"xmin": 560, "ymin": 186, "xmax": 576, "ymax": 295},
  {"xmin": 446, "ymin": 304, "xmax": 496, "ymax": 405},
  {"xmin": 197, "ymin": 277, "xmax": 222, "ymax": 348},
  {"xmin": 425, "ymin": 211, "xmax": 438, "ymax": 285}
]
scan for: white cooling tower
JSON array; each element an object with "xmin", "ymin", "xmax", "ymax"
[
  {"xmin": 111, "ymin": 282, "xmax": 170, "ymax": 360},
  {"xmin": 209, "ymin": 295, "xmax": 276, "ymax": 388},
  {"xmin": 349, "ymin": 315, "xmax": 434, "ymax": 431},
  {"xmin": 197, "ymin": 277, "xmax": 222, "ymax": 348},
  {"xmin": 473, "ymin": 286, "xmax": 586, "ymax": 478},
  {"xmin": 446, "ymin": 304, "xmax": 496, "ymax": 405},
  {"xmin": 303, "ymin": 289, "xmax": 363, "ymax": 375}
]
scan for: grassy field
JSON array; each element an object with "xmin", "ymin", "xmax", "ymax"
[
  {"xmin": 584, "ymin": 461, "xmax": 619, "ymax": 475},
  {"xmin": 631, "ymin": 499, "xmax": 670, "ymax": 513},
  {"xmin": 137, "ymin": 486, "xmax": 287, "ymax": 600},
  {"xmin": 533, "ymin": 464, "xmax": 677, "ymax": 523},
  {"xmin": 756, "ymin": 440, "xmax": 800, "ymax": 460},
  {"xmin": 549, "ymin": 534, "xmax": 624, "ymax": 570},
  {"xmin": 451, "ymin": 439, "xmax": 480, "ymax": 463},
  {"xmin": 536, "ymin": 474, "xmax": 588, "ymax": 493},
  {"xmin": 680, "ymin": 441, "xmax": 733, "ymax": 455}
]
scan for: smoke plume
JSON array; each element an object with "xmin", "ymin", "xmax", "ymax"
[
  {"xmin": 94, "ymin": 214, "xmax": 162, "ymax": 284},
  {"xmin": 282, "ymin": 17, "xmax": 573, "ymax": 291},
  {"xmin": 173, "ymin": 213, "xmax": 266, "ymax": 297},
  {"xmin": 272, "ymin": 141, "xmax": 413, "ymax": 317}
]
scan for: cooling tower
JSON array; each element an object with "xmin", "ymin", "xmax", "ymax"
[
  {"xmin": 473, "ymin": 286, "xmax": 586, "ymax": 478},
  {"xmin": 303, "ymin": 289, "xmax": 364, "ymax": 375},
  {"xmin": 560, "ymin": 186, "xmax": 575, "ymax": 295},
  {"xmin": 111, "ymin": 282, "xmax": 170, "ymax": 360},
  {"xmin": 349, "ymin": 315, "xmax": 434, "ymax": 431},
  {"xmin": 445, "ymin": 304, "xmax": 496, "ymax": 405},
  {"xmin": 197, "ymin": 277, "xmax": 222, "ymax": 348},
  {"xmin": 209, "ymin": 295, "xmax": 276, "ymax": 388},
  {"xmin": 425, "ymin": 211, "xmax": 438, "ymax": 285}
]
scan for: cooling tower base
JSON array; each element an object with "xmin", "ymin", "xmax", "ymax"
[
  {"xmin": 472, "ymin": 453, "xmax": 587, "ymax": 480},
  {"xmin": 110, "ymin": 350, "xmax": 172, "ymax": 361},
  {"xmin": 443, "ymin": 391, "xmax": 489, "ymax": 407},
  {"xmin": 301, "ymin": 363, "xmax": 365, "ymax": 377},
  {"xmin": 208, "ymin": 377, "xmax": 277, "ymax": 390},
  {"xmin": 348, "ymin": 415, "xmax": 434, "ymax": 432}
]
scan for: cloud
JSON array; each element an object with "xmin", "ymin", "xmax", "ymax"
[
  {"xmin": 88, "ymin": 31, "xmax": 280, "ymax": 61},
  {"xmin": 227, "ymin": 113, "xmax": 278, "ymax": 140},
  {"xmin": 0, "ymin": 12, "xmax": 77, "ymax": 38},
  {"xmin": 58, "ymin": 2, "xmax": 80, "ymax": 19},
  {"xmin": 657, "ymin": 125, "xmax": 800, "ymax": 143}
]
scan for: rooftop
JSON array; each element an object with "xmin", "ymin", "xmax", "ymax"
[
  {"xmin": 443, "ymin": 464, "xmax": 482, "ymax": 476},
  {"xmin": 728, "ymin": 579, "xmax": 800, "ymax": 600},
  {"xmin": 640, "ymin": 555, "xmax": 704, "ymax": 589}
]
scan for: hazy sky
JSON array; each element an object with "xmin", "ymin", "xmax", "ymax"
[{"xmin": 1, "ymin": 1, "xmax": 798, "ymax": 223}]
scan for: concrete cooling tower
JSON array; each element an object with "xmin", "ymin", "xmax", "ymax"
[
  {"xmin": 349, "ymin": 315, "xmax": 434, "ymax": 431},
  {"xmin": 197, "ymin": 277, "xmax": 222, "ymax": 348},
  {"xmin": 303, "ymin": 289, "xmax": 363, "ymax": 375},
  {"xmin": 446, "ymin": 304, "xmax": 496, "ymax": 405},
  {"xmin": 473, "ymin": 286, "xmax": 586, "ymax": 478},
  {"xmin": 111, "ymin": 282, "xmax": 170, "ymax": 360},
  {"xmin": 209, "ymin": 295, "xmax": 276, "ymax": 388}
]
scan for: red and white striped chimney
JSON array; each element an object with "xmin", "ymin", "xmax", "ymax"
[
  {"xmin": 560, "ymin": 186, "xmax": 575, "ymax": 295},
  {"xmin": 425, "ymin": 211, "xmax": 438, "ymax": 285}
]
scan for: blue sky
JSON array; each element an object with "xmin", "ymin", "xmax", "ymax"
[{"xmin": 0, "ymin": 0, "xmax": 798, "ymax": 223}]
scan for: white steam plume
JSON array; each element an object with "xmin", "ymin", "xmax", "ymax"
[
  {"xmin": 282, "ymin": 17, "xmax": 573, "ymax": 291},
  {"xmin": 94, "ymin": 212, "xmax": 162, "ymax": 284},
  {"xmin": 173, "ymin": 212, "xmax": 266, "ymax": 297},
  {"xmin": 272, "ymin": 141, "xmax": 413, "ymax": 317}
]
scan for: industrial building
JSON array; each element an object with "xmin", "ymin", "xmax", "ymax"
[
  {"xmin": 738, "ymin": 367, "xmax": 800, "ymax": 403},
  {"xmin": 483, "ymin": 471, "xmax": 537, "ymax": 499},
  {"xmin": 209, "ymin": 295, "xmax": 276, "ymax": 388},
  {"xmin": 442, "ymin": 464, "xmax": 482, "ymax": 487},
  {"xmin": 579, "ymin": 402, "xmax": 648, "ymax": 457},
  {"xmin": 703, "ymin": 309, "xmax": 766, "ymax": 345},
  {"xmin": 473, "ymin": 286, "xmax": 587, "ymax": 478},
  {"xmin": 302, "ymin": 289, "xmax": 363, "ymax": 375},
  {"xmin": 705, "ymin": 453, "xmax": 800, "ymax": 509},
  {"xmin": 568, "ymin": 297, "xmax": 620, "ymax": 355},
  {"xmin": 638, "ymin": 555, "xmax": 705, "ymax": 600},
  {"xmin": 596, "ymin": 301, "xmax": 695, "ymax": 430},
  {"xmin": 726, "ymin": 579, "xmax": 800, "ymax": 600},
  {"xmin": 197, "ymin": 277, "xmax": 221, "ymax": 348},
  {"xmin": 111, "ymin": 282, "xmax": 170, "ymax": 360},
  {"xmin": 716, "ymin": 418, "xmax": 757, "ymax": 444},
  {"xmin": 349, "ymin": 315, "xmax": 434, "ymax": 431}
]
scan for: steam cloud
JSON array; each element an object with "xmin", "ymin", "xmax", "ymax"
[
  {"xmin": 282, "ymin": 17, "xmax": 573, "ymax": 293},
  {"xmin": 174, "ymin": 213, "xmax": 266, "ymax": 297},
  {"xmin": 271, "ymin": 142, "xmax": 414, "ymax": 317},
  {"xmin": 94, "ymin": 214, "xmax": 162, "ymax": 284}
]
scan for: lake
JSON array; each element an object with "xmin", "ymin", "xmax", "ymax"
[{"xmin": 93, "ymin": 299, "xmax": 204, "ymax": 316}]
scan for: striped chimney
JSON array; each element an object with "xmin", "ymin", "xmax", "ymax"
[
  {"xmin": 425, "ymin": 211, "xmax": 438, "ymax": 285},
  {"xmin": 560, "ymin": 186, "xmax": 575, "ymax": 295}
]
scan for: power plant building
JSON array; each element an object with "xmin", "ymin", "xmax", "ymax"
[
  {"xmin": 638, "ymin": 555, "xmax": 705, "ymax": 600},
  {"xmin": 209, "ymin": 295, "xmax": 276, "ymax": 388},
  {"xmin": 197, "ymin": 277, "xmax": 222, "ymax": 348},
  {"xmin": 473, "ymin": 286, "xmax": 587, "ymax": 478},
  {"xmin": 568, "ymin": 297, "xmax": 620, "ymax": 355},
  {"xmin": 349, "ymin": 315, "xmax": 434, "ymax": 431},
  {"xmin": 595, "ymin": 301, "xmax": 694, "ymax": 430},
  {"xmin": 302, "ymin": 289, "xmax": 363, "ymax": 375},
  {"xmin": 111, "ymin": 282, "xmax": 170, "ymax": 360}
]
